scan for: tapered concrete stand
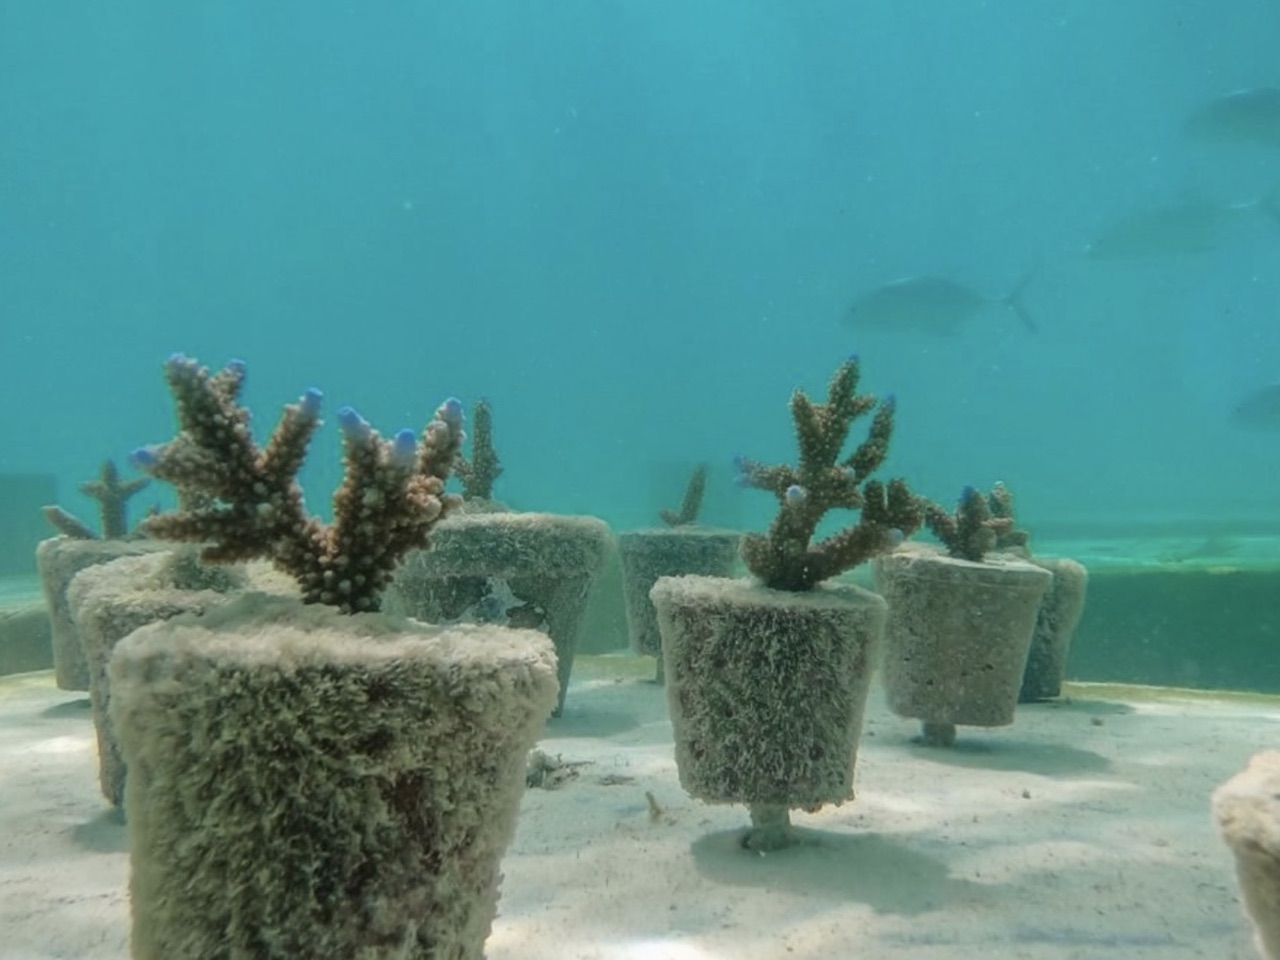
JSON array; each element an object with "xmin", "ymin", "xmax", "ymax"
[
  {"xmin": 387, "ymin": 512, "xmax": 611, "ymax": 715},
  {"xmin": 1018, "ymin": 557, "xmax": 1089, "ymax": 702},
  {"xmin": 36, "ymin": 537, "xmax": 167, "ymax": 690},
  {"xmin": 1214, "ymin": 751, "xmax": 1280, "ymax": 960},
  {"xmin": 110, "ymin": 593, "xmax": 558, "ymax": 960},
  {"xmin": 875, "ymin": 549, "xmax": 1051, "ymax": 746},
  {"xmin": 617, "ymin": 528, "xmax": 739, "ymax": 682},
  {"xmin": 68, "ymin": 549, "xmax": 269, "ymax": 809},
  {"xmin": 650, "ymin": 575, "xmax": 886, "ymax": 851}
]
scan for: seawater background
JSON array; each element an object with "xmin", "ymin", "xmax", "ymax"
[{"xmin": 2, "ymin": 2, "xmax": 1279, "ymax": 536}]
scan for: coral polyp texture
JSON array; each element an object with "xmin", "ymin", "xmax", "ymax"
[
  {"xmin": 660, "ymin": 463, "xmax": 707, "ymax": 527},
  {"xmin": 454, "ymin": 398, "xmax": 503, "ymax": 502},
  {"xmin": 924, "ymin": 484, "xmax": 1020, "ymax": 562},
  {"xmin": 132, "ymin": 354, "xmax": 464, "ymax": 613},
  {"xmin": 735, "ymin": 357, "xmax": 922, "ymax": 591}
]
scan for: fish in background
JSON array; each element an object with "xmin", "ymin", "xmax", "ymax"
[
  {"xmin": 844, "ymin": 272, "xmax": 1037, "ymax": 336},
  {"xmin": 1186, "ymin": 87, "xmax": 1280, "ymax": 148},
  {"xmin": 1086, "ymin": 191, "xmax": 1280, "ymax": 260},
  {"xmin": 1230, "ymin": 383, "xmax": 1280, "ymax": 430}
]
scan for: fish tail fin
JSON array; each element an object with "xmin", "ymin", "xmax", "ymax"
[{"xmin": 1001, "ymin": 265, "xmax": 1039, "ymax": 333}]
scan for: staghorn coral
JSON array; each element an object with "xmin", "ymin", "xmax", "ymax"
[
  {"xmin": 735, "ymin": 357, "xmax": 922, "ymax": 591},
  {"xmin": 131, "ymin": 354, "xmax": 464, "ymax": 613},
  {"xmin": 986, "ymin": 481, "xmax": 1031, "ymax": 553},
  {"xmin": 42, "ymin": 460, "xmax": 150, "ymax": 540},
  {"xmin": 660, "ymin": 463, "xmax": 707, "ymax": 527},
  {"xmin": 923, "ymin": 485, "xmax": 1019, "ymax": 562},
  {"xmin": 454, "ymin": 398, "xmax": 503, "ymax": 502}
]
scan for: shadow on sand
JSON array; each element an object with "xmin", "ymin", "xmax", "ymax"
[
  {"xmin": 40, "ymin": 697, "xmax": 92, "ymax": 719},
  {"xmin": 71, "ymin": 808, "xmax": 127, "ymax": 854},
  {"xmin": 691, "ymin": 826, "xmax": 999, "ymax": 916},
  {"xmin": 897, "ymin": 735, "xmax": 1111, "ymax": 776}
]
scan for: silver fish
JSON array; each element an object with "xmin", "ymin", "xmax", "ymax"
[
  {"xmin": 1231, "ymin": 383, "xmax": 1280, "ymax": 430},
  {"xmin": 1087, "ymin": 200, "xmax": 1225, "ymax": 259},
  {"xmin": 1088, "ymin": 192, "xmax": 1280, "ymax": 260},
  {"xmin": 846, "ymin": 274, "xmax": 1036, "ymax": 336},
  {"xmin": 1186, "ymin": 87, "xmax": 1280, "ymax": 148}
]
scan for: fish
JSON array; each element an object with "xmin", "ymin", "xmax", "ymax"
[
  {"xmin": 845, "ymin": 273, "xmax": 1036, "ymax": 336},
  {"xmin": 1230, "ymin": 383, "xmax": 1280, "ymax": 430},
  {"xmin": 1186, "ymin": 87, "xmax": 1280, "ymax": 148},
  {"xmin": 1087, "ymin": 199, "xmax": 1225, "ymax": 259},
  {"xmin": 1087, "ymin": 190, "xmax": 1280, "ymax": 260}
]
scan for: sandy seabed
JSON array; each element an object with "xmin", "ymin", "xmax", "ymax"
[{"xmin": 0, "ymin": 655, "xmax": 1274, "ymax": 960}]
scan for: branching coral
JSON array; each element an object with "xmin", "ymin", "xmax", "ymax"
[
  {"xmin": 42, "ymin": 460, "xmax": 150, "ymax": 540},
  {"xmin": 660, "ymin": 464, "xmax": 707, "ymax": 527},
  {"xmin": 454, "ymin": 398, "xmax": 503, "ymax": 502},
  {"xmin": 131, "ymin": 354, "xmax": 464, "ymax": 613},
  {"xmin": 923, "ymin": 485, "xmax": 1019, "ymax": 562},
  {"xmin": 986, "ymin": 481, "xmax": 1031, "ymax": 553},
  {"xmin": 736, "ymin": 357, "xmax": 923, "ymax": 591}
]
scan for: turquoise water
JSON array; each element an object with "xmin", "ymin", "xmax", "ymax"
[{"xmin": 2, "ymin": 3, "xmax": 1279, "ymax": 537}]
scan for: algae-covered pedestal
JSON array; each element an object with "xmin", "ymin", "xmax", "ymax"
[
  {"xmin": 1018, "ymin": 556, "xmax": 1088, "ymax": 703},
  {"xmin": 387, "ymin": 512, "xmax": 612, "ymax": 715},
  {"xmin": 617, "ymin": 527, "xmax": 739, "ymax": 682},
  {"xmin": 36, "ymin": 537, "xmax": 167, "ymax": 690},
  {"xmin": 110, "ymin": 592, "xmax": 558, "ymax": 960},
  {"xmin": 875, "ymin": 547, "xmax": 1051, "ymax": 746},
  {"xmin": 67, "ymin": 549, "xmax": 283, "ymax": 809},
  {"xmin": 650, "ymin": 574, "xmax": 886, "ymax": 851},
  {"xmin": 1214, "ymin": 751, "xmax": 1280, "ymax": 960}
]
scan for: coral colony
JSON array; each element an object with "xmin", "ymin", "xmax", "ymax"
[
  {"xmin": 659, "ymin": 464, "xmax": 708, "ymax": 527},
  {"xmin": 43, "ymin": 460, "xmax": 150, "ymax": 540},
  {"xmin": 986, "ymin": 481, "xmax": 1031, "ymax": 552},
  {"xmin": 454, "ymin": 398, "xmax": 503, "ymax": 502},
  {"xmin": 734, "ymin": 356, "xmax": 923, "ymax": 590},
  {"xmin": 130, "ymin": 354, "xmax": 464, "ymax": 613},
  {"xmin": 923, "ymin": 484, "xmax": 1019, "ymax": 562}
]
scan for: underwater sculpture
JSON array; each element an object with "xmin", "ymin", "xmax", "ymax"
[
  {"xmin": 1214, "ymin": 751, "xmax": 1280, "ymax": 960},
  {"xmin": 876, "ymin": 485, "xmax": 1051, "ymax": 747},
  {"xmin": 68, "ymin": 548, "xmax": 260, "ymax": 809},
  {"xmin": 36, "ymin": 460, "xmax": 163, "ymax": 690},
  {"xmin": 650, "ymin": 356, "xmax": 922, "ymax": 851},
  {"xmin": 385, "ymin": 395, "xmax": 611, "ymax": 716},
  {"xmin": 618, "ymin": 464, "xmax": 740, "ymax": 682},
  {"xmin": 980, "ymin": 482, "xmax": 1090, "ymax": 703},
  {"xmin": 110, "ymin": 354, "xmax": 559, "ymax": 960}
]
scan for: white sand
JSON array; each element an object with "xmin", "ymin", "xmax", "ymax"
[{"xmin": 1, "ymin": 656, "xmax": 1273, "ymax": 959}]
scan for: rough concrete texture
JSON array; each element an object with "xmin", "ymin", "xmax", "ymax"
[
  {"xmin": 388, "ymin": 512, "xmax": 611, "ymax": 714},
  {"xmin": 876, "ymin": 548, "xmax": 1051, "ymax": 730},
  {"xmin": 68, "ymin": 549, "xmax": 257, "ymax": 808},
  {"xmin": 110, "ymin": 592, "xmax": 558, "ymax": 960},
  {"xmin": 617, "ymin": 527, "xmax": 739, "ymax": 665},
  {"xmin": 650, "ymin": 574, "xmax": 886, "ymax": 809},
  {"xmin": 1214, "ymin": 750, "xmax": 1280, "ymax": 960},
  {"xmin": 35, "ymin": 538, "xmax": 168, "ymax": 690},
  {"xmin": 1019, "ymin": 557, "xmax": 1089, "ymax": 702}
]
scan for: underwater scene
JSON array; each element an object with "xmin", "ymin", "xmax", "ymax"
[{"xmin": 2, "ymin": 2, "xmax": 1280, "ymax": 958}]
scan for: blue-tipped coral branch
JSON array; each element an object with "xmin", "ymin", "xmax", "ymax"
[
  {"xmin": 923, "ymin": 484, "xmax": 1019, "ymax": 562},
  {"xmin": 736, "ymin": 356, "xmax": 923, "ymax": 591},
  {"xmin": 131, "ymin": 354, "xmax": 464, "ymax": 614}
]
